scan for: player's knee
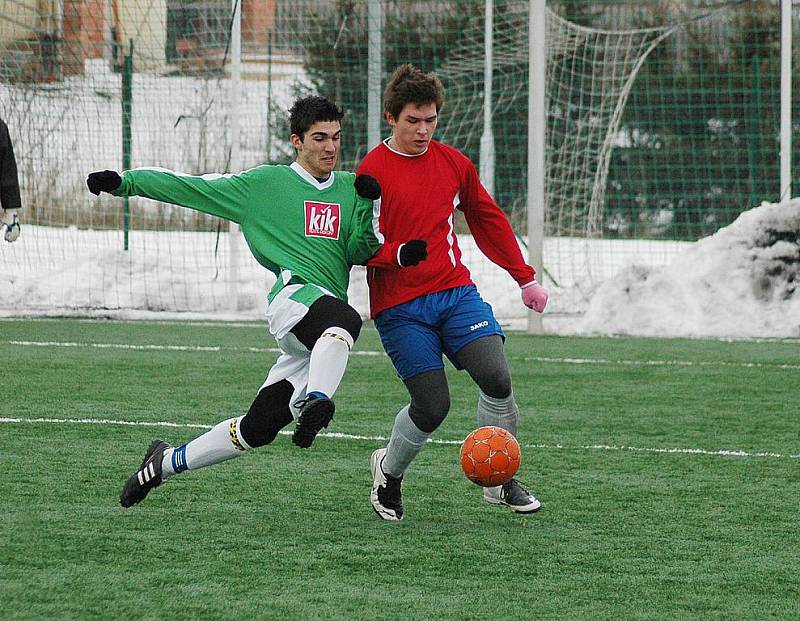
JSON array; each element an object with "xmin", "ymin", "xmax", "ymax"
[
  {"xmin": 330, "ymin": 304, "xmax": 362, "ymax": 343},
  {"xmin": 408, "ymin": 392, "xmax": 451, "ymax": 433},
  {"xmin": 291, "ymin": 297, "xmax": 362, "ymax": 350},
  {"xmin": 239, "ymin": 381, "xmax": 294, "ymax": 447},
  {"xmin": 478, "ymin": 368, "xmax": 512, "ymax": 400}
]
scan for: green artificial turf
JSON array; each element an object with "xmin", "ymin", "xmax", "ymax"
[{"xmin": 1, "ymin": 318, "xmax": 798, "ymax": 620}]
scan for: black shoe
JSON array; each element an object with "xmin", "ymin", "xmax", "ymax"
[
  {"xmin": 292, "ymin": 395, "xmax": 335, "ymax": 448},
  {"xmin": 370, "ymin": 448, "xmax": 404, "ymax": 521},
  {"xmin": 483, "ymin": 478, "xmax": 541, "ymax": 513},
  {"xmin": 120, "ymin": 439, "xmax": 171, "ymax": 508}
]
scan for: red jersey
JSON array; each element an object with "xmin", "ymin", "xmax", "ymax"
[{"xmin": 357, "ymin": 139, "xmax": 536, "ymax": 318}]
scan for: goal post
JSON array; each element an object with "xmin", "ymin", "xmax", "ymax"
[
  {"xmin": 527, "ymin": 0, "xmax": 546, "ymax": 334},
  {"xmin": 0, "ymin": 1, "xmax": 794, "ymax": 324},
  {"xmin": 479, "ymin": 0, "xmax": 496, "ymax": 198},
  {"xmin": 780, "ymin": 0, "xmax": 792, "ymax": 202},
  {"xmin": 437, "ymin": 3, "xmax": 675, "ymax": 322}
]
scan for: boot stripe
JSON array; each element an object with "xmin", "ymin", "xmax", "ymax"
[{"xmin": 137, "ymin": 462, "xmax": 155, "ymax": 485}]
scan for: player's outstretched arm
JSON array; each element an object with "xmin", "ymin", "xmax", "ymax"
[{"xmin": 87, "ymin": 167, "xmax": 250, "ymax": 223}]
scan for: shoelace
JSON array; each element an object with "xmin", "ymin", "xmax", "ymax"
[
  {"xmin": 292, "ymin": 395, "xmax": 317, "ymax": 410},
  {"xmin": 503, "ymin": 478, "xmax": 530, "ymax": 501},
  {"xmin": 381, "ymin": 474, "xmax": 403, "ymax": 508}
]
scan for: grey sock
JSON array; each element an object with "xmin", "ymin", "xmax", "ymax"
[
  {"xmin": 382, "ymin": 405, "xmax": 431, "ymax": 478},
  {"xmin": 477, "ymin": 391, "xmax": 518, "ymax": 437}
]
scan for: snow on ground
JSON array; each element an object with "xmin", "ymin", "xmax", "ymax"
[
  {"xmin": 578, "ymin": 200, "xmax": 800, "ymax": 338},
  {"xmin": 1, "ymin": 199, "xmax": 798, "ymax": 339},
  {"xmin": 0, "ymin": 220, "xmax": 689, "ymax": 327},
  {"xmin": 2, "ymin": 64, "xmax": 798, "ymax": 338}
]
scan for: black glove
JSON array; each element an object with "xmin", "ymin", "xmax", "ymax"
[
  {"xmin": 399, "ymin": 239, "xmax": 427, "ymax": 267},
  {"xmin": 87, "ymin": 170, "xmax": 122, "ymax": 195},
  {"xmin": 354, "ymin": 174, "xmax": 381, "ymax": 200}
]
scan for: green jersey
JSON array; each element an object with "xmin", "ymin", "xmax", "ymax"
[{"xmin": 113, "ymin": 162, "xmax": 383, "ymax": 302}]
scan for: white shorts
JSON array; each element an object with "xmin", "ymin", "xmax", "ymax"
[{"xmin": 260, "ymin": 283, "xmax": 334, "ymax": 420}]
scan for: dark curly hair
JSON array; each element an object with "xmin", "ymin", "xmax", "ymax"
[{"xmin": 289, "ymin": 96, "xmax": 344, "ymax": 140}]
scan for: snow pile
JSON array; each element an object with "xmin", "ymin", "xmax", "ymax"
[
  {"xmin": 579, "ymin": 200, "xmax": 800, "ymax": 338},
  {"xmin": 3, "ymin": 199, "xmax": 798, "ymax": 340}
]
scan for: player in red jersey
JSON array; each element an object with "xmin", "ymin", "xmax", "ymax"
[{"xmin": 360, "ymin": 64, "xmax": 549, "ymax": 521}]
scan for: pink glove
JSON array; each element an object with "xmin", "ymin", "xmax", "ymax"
[{"xmin": 521, "ymin": 281, "xmax": 548, "ymax": 313}]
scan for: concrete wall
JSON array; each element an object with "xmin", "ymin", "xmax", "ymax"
[
  {"xmin": 1, "ymin": 0, "xmax": 278, "ymax": 77},
  {"xmin": 62, "ymin": 0, "xmax": 105, "ymax": 74}
]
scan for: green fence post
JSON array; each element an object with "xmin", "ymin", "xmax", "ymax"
[
  {"xmin": 122, "ymin": 39, "xmax": 133, "ymax": 251},
  {"xmin": 747, "ymin": 53, "xmax": 761, "ymax": 210}
]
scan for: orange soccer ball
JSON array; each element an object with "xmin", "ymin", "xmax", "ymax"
[{"xmin": 460, "ymin": 426, "xmax": 521, "ymax": 487}]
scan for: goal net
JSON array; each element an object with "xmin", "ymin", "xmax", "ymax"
[
  {"xmin": 436, "ymin": 3, "xmax": 674, "ymax": 315},
  {"xmin": 0, "ymin": 0, "xmax": 285, "ymax": 315},
  {"xmin": 0, "ymin": 1, "xmax": 785, "ymax": 326}
]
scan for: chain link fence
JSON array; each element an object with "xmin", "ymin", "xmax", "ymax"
[{"xmin": 0, "ymin": 0, "xmax": 797, "ymax": 321}]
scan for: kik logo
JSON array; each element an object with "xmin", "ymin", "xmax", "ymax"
[{"xmin": 305, "ymin": 201, "xmax": 341, "ymax": 239}]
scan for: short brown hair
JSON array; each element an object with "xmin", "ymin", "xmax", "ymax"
[{"xmin": 383, "ymin": 64, "xmax": 444, "ymax": 120}]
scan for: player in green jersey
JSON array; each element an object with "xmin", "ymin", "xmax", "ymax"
[{"xmin": 87, "ymin": 96, "xmax": 428, "ymax": 507}]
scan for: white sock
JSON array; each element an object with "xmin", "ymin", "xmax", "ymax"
[
  {"xmin": 306, "ymin": 326, "xmax": 353, "ymax": 398},
  {"xmin": 161, "ymin": 416, "xmax": 251, "ymax": 479},
  {"xmin": 477, "ymin": 391, "xmax": 519, "ymax": 437},
  {"xmin": 382, "ymin": 405, "xmax": 431, "ymax": 478}
]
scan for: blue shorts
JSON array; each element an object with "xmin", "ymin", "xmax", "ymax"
[{"xmin": 374, "ymin": 285, "xmax": 504, "ymax": 380}]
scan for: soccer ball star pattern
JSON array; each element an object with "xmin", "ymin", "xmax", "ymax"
[{"xmin": 460, "ymin": 425, "xmax": 521, "ymax": 487}]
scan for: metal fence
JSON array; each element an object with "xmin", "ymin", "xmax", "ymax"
[{"xmin": 0, "ymin": 0, "xmax": 796, "ymax": 320}]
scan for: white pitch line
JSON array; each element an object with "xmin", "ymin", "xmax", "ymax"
[
  {"xmin": 4, "ymin": 340, "xmax": 384, "ymax": 356},
  {"xmin": 5, "ymin": 339, "xmax": 799, "ymax": 369},
  {"xmin": 4, "ymin": 317, "xmax": 799, "ymax": 345},
  {"xmin": 0, "ymin": 417, "xmax": 214, "ymax": 430},
  {"xmin": 8, "ymin": 340, "xmax": 224, "ymax": 352},
  {"xmin": 524, "ymin": 355, "xmax": 800, "ymax": 370},
  {"xmin": 1, "ymin": 417, "xmax": 797, "ymax": 460}
]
